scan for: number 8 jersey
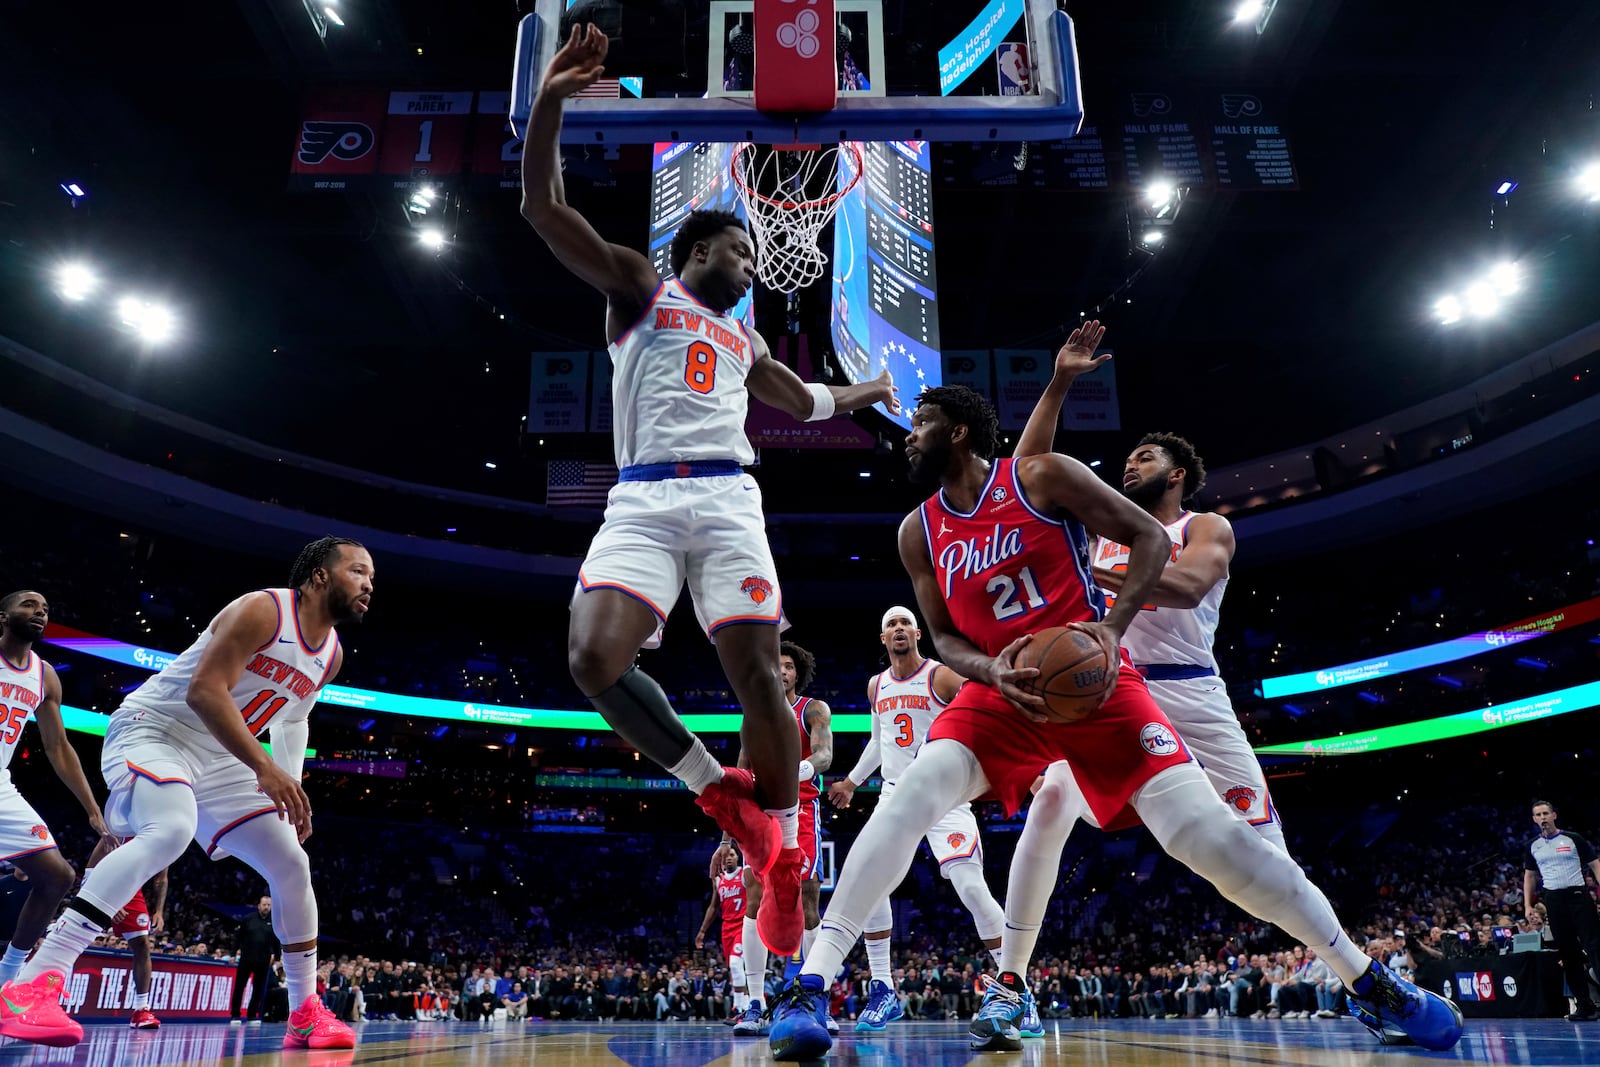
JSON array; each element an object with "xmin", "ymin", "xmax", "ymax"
[
  {"xmin": 116, "ymin": 589, "xmax": 338, "ymax": 750},
  {"xmin": 920, "ymin": 457, "xmax": 1104, "ymax": 658},
  {"xmin": 608, "ymin": 278, "xmax": 757, "ymax": 468}
]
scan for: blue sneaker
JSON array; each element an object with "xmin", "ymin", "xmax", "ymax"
[
  {"xmin": 854, "ymin": 980, "xmax": 904, "ymax": 1032},
  {"xmin": 968, "ymin": 975, "xmax": 1024, "ymax": 1052},
  {"xmin": 769, "ymin": 976, "xmax": 833, "ymax": 1061},
  {"xmin": 732, "ymin": 1000, "xmax": 768, "ymax": 1037},
  {"xmin": 1348, "ymin": 998, "xmax": 1412, "ymax": 1045},
  {"xmin": 1018, "ymin": 989, "xmax": 1045, "ymax": 1038},
  {"xmin": 1346, "ymin": 961, "xmax": 1463, "ymax": 1052}
]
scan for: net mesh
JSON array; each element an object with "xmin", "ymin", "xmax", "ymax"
[{"xmin": 731, "ymin": 142, "xmax": 862, "ymax": 295}]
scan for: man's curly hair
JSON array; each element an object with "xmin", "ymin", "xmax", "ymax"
[
  {"xmin": 1137, "ymin": 432, "xmax": 1206, "ymax": 500},
  {"xmin": 669, "ymin": 209, "xmax": 747, "ymax": 276},
  {"xmin": 917, "ymin": 385, "xmax": 1000, "ymax": 460},
  {"xmin": 780, "ymin": 641, "xmax": 816, "ymax": 694}
]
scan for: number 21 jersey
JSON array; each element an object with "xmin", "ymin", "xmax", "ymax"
[
  {"xmin": 608, "ymin": 278, "xmax": 757, "ymax": 468},
  {"xmin": 920, "ymin": 458, "xmax": 1104, "ymax": 658}
]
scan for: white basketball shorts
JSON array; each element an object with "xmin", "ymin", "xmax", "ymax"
[
  {"xmin": 1147, "ymin": 675, "xmax": 1277, "ymax": 828},
  {"xmin": 574, "ymin": 472, "xmax": 787, "ymax": 649},
  {"xmin": 0, "ymin": 775, "xmax": 57, "ymax": 861},
  {"xmin": 881, "ymin": 780, "xmax": 984, "ymax": 877}
]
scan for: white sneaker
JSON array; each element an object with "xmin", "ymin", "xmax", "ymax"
[{"xmin": 229, "ymin": 1019, "xmax": 243, "ymax": 1026}]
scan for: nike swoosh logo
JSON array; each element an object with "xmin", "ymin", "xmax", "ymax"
[
  {"xmin": 1, "ymin": 993, "xmax": 25, "ymax": 1015},
  {"xmin": 291, "ymin": 1023, "xmax": 314, "ymax": 1035},
  {"xmin": 279, "ymin": 638, "xmax": 295, "ymax": 645},
  {"xmin": 743, "ymin": 485, "xmax": 757, "ymax": 491}
]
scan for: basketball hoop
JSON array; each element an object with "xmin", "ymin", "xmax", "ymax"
[{"xmin": 731, "ymin": 142, "xmax": 863, "ymax": 295}]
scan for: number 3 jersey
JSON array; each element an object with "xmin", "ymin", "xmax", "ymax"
[
  {"xmin": 608, "ymin": 278, "xmax": 758, "ymax": 469},
  {"xmin": 115, "ymin": 589, "xmax": 338, "ymax": 750},
  {"xmin": 868, "ymin": 659, "xmax": 951, "ymax": 786},
  {"xmin": 0, "ymin": 651, "xmax": 44, "ymax": 777},
  {"xmin": 920, "ymin": 457, "xmax": 1104, "ymax": 659}
]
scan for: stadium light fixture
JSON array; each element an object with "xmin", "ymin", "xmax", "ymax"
[
  {"xmin": 1462, "ymin": 281, "xmax": 1499, "ymax": 319},
  {"xmin": 419, "ymin": 228, "xmax": 447, "ymax": 250},
  {"xmin": 323, "ymin": 6, "xmax": 345, "ymax": 27},
  {"xmin": 1433, "ymin": 295, "xmax": 1462, "ymax": 325},
  {"xmin": 1233, "ymin": 1, "xmax": 1265, "ymax": 23},
  {"xmin": 54, "ymin": 262, "xmax": 98, "ymax": 302},
  {"xmin": 116, "ymin": 296, "xmax": 177, "ymax": 344},
  {"xmin": 1494, "ymin": 179, "xmax": 1518, "ymax": 196},
  {"xmin": 1486, "ymin": 260, "xmax": 1520, "ymax": 294},
  {"xmin": 1146, "ymin": 180, "xmax": 1175, "ymax": 210},
  {"xmin": 1141, "ymin": 230, "xmax": 1164, "ymax": 245},
  {"xmin": 59, "ymin": 182, "xmax": 87, "ymax": 201},
  {"xmin": 1578, "ymin": 162, "xmax": 1600, "ymax": 202}
]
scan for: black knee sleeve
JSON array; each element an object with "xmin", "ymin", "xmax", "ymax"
[
  {"xmin": 69, "ymin": 899, "xmax": 116, "ymax": 930},
  {"xmin": 588, "ymin": 666, "xmax": 696, "ymax": 769}
]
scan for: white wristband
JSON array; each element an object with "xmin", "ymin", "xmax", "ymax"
[
  {"xmin": 797, "ymin": 759, "xmax": 816, "ymax": 782},
  {"xmin": 803, "ymin": 383, "xmax": 836, "ymax": 422}
]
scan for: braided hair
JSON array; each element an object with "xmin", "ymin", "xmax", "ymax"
[{"xmin": 288, "ymin": 537, "xmax": 365, "ymax": 590}]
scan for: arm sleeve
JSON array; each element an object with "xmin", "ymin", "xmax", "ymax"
[
  {"xmin": 845, "ymin": 709, "xmax": 882, "ymax": 786},
  {"xmin": 1573, "ymin": 832, "xmax": 1597, "ymax": 866},
  {"xmin": 1525, "ymin": 842, "xmax": 1540, "ymax": 873},
  {"xmin": 270, "ymin": 719, "xmax": 310, "ymax": 781}
]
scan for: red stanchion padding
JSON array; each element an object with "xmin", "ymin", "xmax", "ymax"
[{"xmin": 753, "ymin": 0, "xmax": 837, "ymax": 113}]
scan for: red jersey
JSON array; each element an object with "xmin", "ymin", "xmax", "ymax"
[
  {"xmin": 716, "ymin": 867, "xmax": 747, "ymax": 928},
  {"xmin": 793, "ymin": 695, "xmax": 822, "ymax": 803},
  {"xmin": 920, "ymin": 457, "xmax": 1104, "ymax": 655}
]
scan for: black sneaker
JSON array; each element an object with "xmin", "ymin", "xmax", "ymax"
[
  {"xmin": 969, "ymin": 974, "xmax": 1025, "ymax": 1052},
  {"xmin": 1567, "ymin": 1008, "xmax": 1598, "ymax": 1022}
]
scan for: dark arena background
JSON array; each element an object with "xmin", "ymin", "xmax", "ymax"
[{"xmin": 2, "ymin": 0, "xmax": 1600, "ymax": 1064}]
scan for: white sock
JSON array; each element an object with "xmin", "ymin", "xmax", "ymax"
[
  {"xmin": 802, "ymin": 925, "xmax": 818, "ymax": 958},
  {"xmin": 765, "ymin": 804, "xmax": 799, "ymax": 849},
  {"xmin": 0, "ymin": 944, "xmax": 30, "ymax": 985},
  {"xmin": 134, "ymin": 991, "xmax": 150, "ymax": 1010},
  {"xmin": 284, "ymin": 947, "xmax": 318, "ymax": 1008},
  {"xmin": 667, "ymin": 742, "xmax": 724, "ymax": 795},
  {"xmin": 742, "ymin": 916, "xmax": 768, "ymax": 1005},
  {"xmin": 734, "ymin": 990, "xmax": 749, "ymax": 1012},
  {"xmin": 990, "ymin": 948, "xmax": 1005, "ymax": 971},
  {"xmin": 20, "ymin": 908, "xmax": 104, "ymax": 983},
  {"xmin": 865, "ymin": 936, "xmax": 892, "ymax": 983}
]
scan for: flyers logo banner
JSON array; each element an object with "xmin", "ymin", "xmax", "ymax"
[{"xmin": 297, "ymin": 122, "xmax": 375, "ymax": 165}]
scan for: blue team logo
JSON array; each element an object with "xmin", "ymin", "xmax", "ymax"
[
  {"xmin": 1139, "ymin": 723, "xmax": 1180, "ymax": 756},
  {"xmin": 990, "ymin": 486, "xmax": 1007, "ymax": 503}
]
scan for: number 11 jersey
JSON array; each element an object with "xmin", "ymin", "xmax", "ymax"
[{"xmin": 608, "ymin": 278, "xmax": 757, "ymax": 468}]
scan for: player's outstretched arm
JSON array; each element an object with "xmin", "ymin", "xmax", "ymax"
[
  {"xmin": 1092, "ymin": 513, "xmax": 1234, "ymax": 609},
  {"xmin": 897, "ymin": 511, "xmax": 1046, "ymax": 719},
  {"xmin": 1014, "ymin": 320, "xmax": 1109, "ymax": 458},
  {"xmin": 33, "ymin": 659, "xmax": 112, "ymax": 841},
  {"xmin": 747, "ymin": 334, "xmax": 900, "ymax": 421},
  {"xmin": 520, "ymin": 23, "xmax": 657, "ymax": 312}
]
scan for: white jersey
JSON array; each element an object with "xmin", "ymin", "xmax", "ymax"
[
  {"xmin": 1095, "ymin": 512, "xmax": 1225, "ymax": 672},
  {"xmin": 608, "ymin": 278, "xmax": 757, "ymax": 469},
  {"xmin": 116, "ymin": 589, "xmax": 337, "ymax": 748},
  {"xmin": 0, "ymin": 651, "xmax": 44, "ymax": 775},
  {"xmin": 868, "ymin": 658, "xmax": 949, "ymax": 786}
]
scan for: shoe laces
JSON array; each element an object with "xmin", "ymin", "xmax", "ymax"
[
  {"xmin": 1363, "ymin": 969, "xmax": 1413, "ymax": 1020},
  {"xmin": 976, "ymin": 975, "xmax": 1022, "ymax": 1021},
  {"xmin": 773, "ymin": 978, "xmax": 822, "ymax": 1018}
]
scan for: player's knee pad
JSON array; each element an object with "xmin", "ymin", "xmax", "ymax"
[{"xmin": 864, "ymin": 895, "xmax": 893, "ymax": 934}]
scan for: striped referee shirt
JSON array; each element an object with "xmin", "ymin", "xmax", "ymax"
[{"xmin": 1525, "ymin": 830, "xmax": 1596, "ymax": 891}]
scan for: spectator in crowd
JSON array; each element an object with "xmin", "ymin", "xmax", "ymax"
[
  {"xmin": 230, "ymin": 895, "xmax": 278, "ymax": 1025},
  {"xmin": 502, "ymin": 981, "xmax": 529, "ymax": 1022}
]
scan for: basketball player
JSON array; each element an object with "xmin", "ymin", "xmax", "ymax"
[
  {"xmin": 84, "ymin": 837, "xmax": 168, "ymax": 1029},
  {"xmin": 0, "ymin": 591, "xmax": 113, "ymax": 987},
  {"xmin": 828, "ymin": 607, "xmax": 1015, "ymax": 1034},
  {"xmin": 1016, "ymin": 331, "xmax": 1286, "ymax": 852},
  {"xmin": 524, "ymin": 23, "xmax": 897, "ymax": 958},
  {"xmin": 766, "ymin": 387, "xmax": 1461, "ymax": 1059},
  {"xmin": 696, "ymin": 845, "xmax": 750, "ymax": 1020},
  {"xmin": 0, "ymin": 538, "xmax": 369, "ymax": 1049}
]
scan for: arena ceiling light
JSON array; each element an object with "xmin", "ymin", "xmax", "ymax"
[
  {"xmin": 1431, "ymin": 260, "xmax": 1521, "ymax": 326},
  {"xmin": 323, "ymin": 6, "xmax": 345, "ymax": 28},
  {"xmin": 418, "ymin": 228, "xmax": 447, "ymax": 251},
  {"xmin": 1232, "ymin": 1, "xmax": 1265, "ymax": 23},
  {"xmin": 1578, "ymin": 161, "xmax": 1600, "ymax": 202},
  {"xmin": 116, "ymin": 296, "xmax": 177, "ymax": 344},
  {"xmin": 53, "ymin": 262, "xmax": 98, "ymax": 302}
]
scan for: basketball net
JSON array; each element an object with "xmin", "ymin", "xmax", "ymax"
[{"xmin": 731, "ymin": 142, "xmax": 863, "ymax": 295}]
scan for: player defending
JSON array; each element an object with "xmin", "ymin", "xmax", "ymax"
[
  {"xmin": 84, "ymin": 838, "xmax": 168, "ymax": 1029},
  {"xmin": 0, "ymin": 591, "xmax": 113, "ymax": 987},
  {"xmin": 0, "ymin": 537, "xmax": 370, "ymax": 1049},
  {"xmin": 828, "ymin": 607, "xmax": 1012, "ymax": 1034},
  {"xmin": 523, "ymin": 23, "xmax": 897, "ymax": 957},
  {"xmin": 765, "ymin": 387, "xmax": 1462, "ymax": 1059},
  {"xmin": 1017, "ymin": 326, "xmax": 1286, "ymax": 852},
  {"xmin": 696, "ymin": 845, "xmax": 750, "ymax": 1020}
]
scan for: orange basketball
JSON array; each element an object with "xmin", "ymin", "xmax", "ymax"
[{"xmin": 1014, "ymin": 626, "xmax": 1114, "ymax": 724}]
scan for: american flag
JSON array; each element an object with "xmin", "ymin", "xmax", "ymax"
[
  {"xmin": 572, "ymin": 78, "xmax": 622, "ymax": 99},
  {"xmin": 547, "ymin": 461, "xmax": 616, "ymax": 508}
]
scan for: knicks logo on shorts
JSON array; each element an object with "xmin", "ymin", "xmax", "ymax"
[
  {"xmin": 947, "ymin": 832, "xmax": 967, "ymax": 851},
  {"xmin": 739, "ymin": 576, "xmax": 774, "ymax": 605},
  {"xmin": 1139, "ymin": 723, "xmax": 1180, "ymax": 757},
  {"xmin": 1223, "ymin": 786, "xmax": 1258, "ymax": 812},
  {"xmin": 28, "ymin": 825, "xmax": 48, "ymax": 841}
]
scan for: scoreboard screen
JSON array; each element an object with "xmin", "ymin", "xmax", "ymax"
[
  {"xmin": 648, "ymin": 142, "xmax": 754, "ymax": 329},
  {"xmin": 830, "ymin": 141, "xmax": 942, "ymax": 429}
]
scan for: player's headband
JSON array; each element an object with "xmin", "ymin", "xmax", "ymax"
[{"xmin": 881, "ymin": 606, "xmax": 918, "ymax": 632}]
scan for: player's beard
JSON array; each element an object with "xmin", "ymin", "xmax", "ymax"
[
  {"xmin": 327, "ymin": 586, "xmax": 366, "ymax": 625},
  {"xmin": 1122, "ymin": 472, "xmax": 1169, "ymax": 509},
  {"xmin": 906, "ymin": 441, "xmax": 950, "ymax": 486}
]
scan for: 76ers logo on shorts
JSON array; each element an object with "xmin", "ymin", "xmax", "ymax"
[
  {"xmin": 1223, "ymin": 786, "xmax": 1258, "ymax": 813},
  {"xmin": 739, "ymin": 576, "xmax": 774, "ymax": 605},
  {"xmin": 947, "ymin": 832, "xmax": 966, "ymax": 851},
  {"xmin": 1139, "ymin": 723, "xmax": 1179, "ymax": 756}
]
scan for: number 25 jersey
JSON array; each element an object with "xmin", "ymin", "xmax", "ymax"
[
  {"xmin": 608, "ymin": 278, "xmax": 757, "ymax": 468},
  {"xmin": 920, "ymin": 458, "xmax": 1104, "ymax": 658}
]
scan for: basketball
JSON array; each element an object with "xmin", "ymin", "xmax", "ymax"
[{"xmin": 1015, "ymin": 626, "xmax": 1114, "ymax": 723}]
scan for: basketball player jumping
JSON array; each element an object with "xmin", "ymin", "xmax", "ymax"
[
  {"xmin": 0, "ymin": 591, "xmax": 113, "ymax": 987},
  {"xmin": 0, "ymin": 537, "xmax": 370, "ymax": 1049},
  {"xmin": 827, "ymin": 607, "xmax": 1014, "ymax": 1034},
  {"xmin": 524, "ymin": 23, "xmax": 897, "ymax": 957},
  {"xmin": 1016, "ymin": 327, "xmax": 1287, "ymax": 851},
  {"xmin": 767, "ymin": 387, "xmax": 1462, "ymax": 1059}
]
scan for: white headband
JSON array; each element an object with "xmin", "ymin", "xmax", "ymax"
[{"xmin": 881, "ymin": 606, "xmax": 918, "ymax": 632}]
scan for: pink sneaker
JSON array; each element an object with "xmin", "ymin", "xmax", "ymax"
[
  {"xmin": 130, "ymin": 1007, "xmax": 161, "ymax": 1029},
  {"xmin": 283, "ymin": 995, "xmax": 356, "ymax": 1049},
  {"xmin": 696, "ymin": 768, "xmax": 781, "ymax": 874},
  {"xmin": 0, "ymin": 971, "xmax": 84, "ymax": 1047}
]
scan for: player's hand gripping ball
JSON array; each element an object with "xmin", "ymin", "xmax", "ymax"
[{"xmin": 1014, "ymin": 626, "xmax": 1114, "ymax": 723}]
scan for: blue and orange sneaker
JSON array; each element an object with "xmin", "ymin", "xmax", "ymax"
[
  {"xmin": 769, "ymin": 975, "xmax": 832, "ymax": 1061},
  {"xmin": 1345, "ymin": 961, "xmax": 1462, "ymax": 1052},
  {"xmin": 0, "ymin": 971, "xmax": 83, "ymax": 1047}
]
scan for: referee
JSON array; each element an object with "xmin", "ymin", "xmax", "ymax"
[{"xmin": 1524, "ymin": 799, "xmax": 1600, "ymax": 1022}]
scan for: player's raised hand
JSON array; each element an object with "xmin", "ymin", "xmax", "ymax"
[
  {"xmin": 872, "ymin": 369, "xmax": 902, "ymax": 415},
  {"xmin": 990, "ymin": 633, "xmax": 1047, "ymax": 722},
  {"xmin": 708, "ymin": 841, "xmax": 735, "ymax": 878},
  {"xmin": 827, "ymin": 778, "xmax": 857, "ymax": 809},
  {"xmin": 1065, "ymin": 620, "xmax": 1122, "ymax": 709},
  {"xmin": 256, "ymin": 761, "xmax": 312, "ymax": 838},
  {"xmin": 541, "ymin": 23, "xmax": 610, "ymax": 100},
  {"xmin": 1052, "ymin": 320, "xmax": 1110, "ymax": 381}
]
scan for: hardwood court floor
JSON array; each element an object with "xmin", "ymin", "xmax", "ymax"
[{"xmin": 31, "ymin": 1016, "xmax": 1600, "ymax": 1066}]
